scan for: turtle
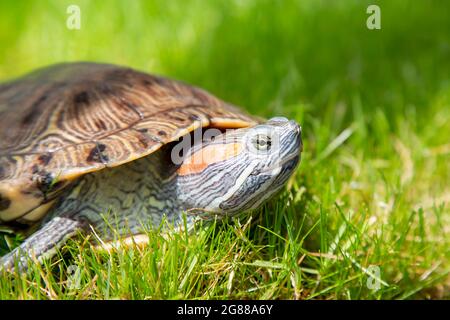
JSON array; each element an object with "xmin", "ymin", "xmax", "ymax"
[{"xmin": 0, "ymin": 62, "xmax": 302, "ymax": 272}]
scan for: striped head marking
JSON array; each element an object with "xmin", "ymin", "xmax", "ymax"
[{"xmin": 175, "ymin": 117, "xmax": 302, "ymax": 217}]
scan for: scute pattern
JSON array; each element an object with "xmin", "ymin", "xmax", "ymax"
[{"xmin": 0, "ymin": 62, "xmax": 257, "ymax": 221}]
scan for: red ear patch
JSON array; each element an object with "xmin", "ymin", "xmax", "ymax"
[{"xmin": 177, "ymin": 142, "xmax": 243, "ymax": 176}]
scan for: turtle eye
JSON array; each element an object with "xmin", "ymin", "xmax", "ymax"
[{"xmin": 251, "ymin": 134, "xmax": 272, "ymax": 151}]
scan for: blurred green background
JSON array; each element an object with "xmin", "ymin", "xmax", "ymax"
[
  {"xmin": 1, "ymin": 0, "xmax": 448, "ymax": 121},
  {"xmin": 0, "ymin": 0, "xmax": 449, "ymax": 299}
]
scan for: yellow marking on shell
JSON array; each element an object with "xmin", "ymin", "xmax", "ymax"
[
  {"xmin": 93, "ymin": 234, "xmax": 150, "ymax": 253},
  {"xmin": 178, "ymin": 142, "xmax": 243, "ymax": 176},
  {"xmin": 210, "ymin": 118, "xmax": 255, "ymax": 129}
]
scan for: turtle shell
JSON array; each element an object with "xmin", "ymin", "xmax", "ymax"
[{"xmin": 0, "ymin": 62, "xmax": 258, "ymax": 223}]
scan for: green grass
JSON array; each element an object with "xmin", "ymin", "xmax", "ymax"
[{"xmin": 0, "ymin": 0, "xmax": 449, "ymax": 299}]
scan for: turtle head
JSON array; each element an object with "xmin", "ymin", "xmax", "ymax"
[{"xmin": 175, "ymin": 117, "xmax": 302, "ymax": 218}]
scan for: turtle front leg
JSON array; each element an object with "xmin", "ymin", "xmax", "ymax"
[{"xmin": 0, "ymin": 216, "xmax": 88, "ymax": 273}]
